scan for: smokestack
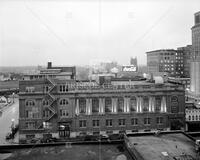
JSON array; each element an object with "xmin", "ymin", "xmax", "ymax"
[{"xmin": 47, "ymin": 62, "xmax": 52, "ymax": 69}]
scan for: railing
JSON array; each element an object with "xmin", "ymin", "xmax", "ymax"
[{"xmin": 68, "ymin": 84, "xmax": 184, "ymax": 92}]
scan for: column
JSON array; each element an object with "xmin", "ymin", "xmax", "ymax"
[
  {"xmin": 136, "ymin": 97, "xmax": 140, "ymax": 113},
  {"xmin": 126, "ymin": 97, "xmax": 130, "ymax": 113},
  {"xmin": 111, "ymin": 98, "xmax": 117, "ymax": 114},
  {"xmin": 124, "ymin": 97, "xmax": 127, "ymax": 113},
  {"xmin": 149, "ymin": 97, "xmax": 152, "ymax": 112},
  {"xmin": 102, "ymin": 98, "xmax": 105, "ymax": 114},
  {"xmin": 139, "ymin": 97, "xmax": 143, "ymax": 113},
  {"xmin": 152, "ymin": 97, "xmax": 155, "ymax": 112},
  {"xmin": 75, "ymin": 99, "xmax": 79, "ymax": 115},
  {"xmin": 163, "ymin": 96, "xmax": 167, "ymax": 112}
]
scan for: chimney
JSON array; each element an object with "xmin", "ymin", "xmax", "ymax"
[{"xmin": 47, "ymin": 62, "xmax": 52, "ymax": 69}]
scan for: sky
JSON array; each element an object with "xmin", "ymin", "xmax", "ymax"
[{"xmin": 0, "ymin": 0, "xmax": 200, "ymax": 66}]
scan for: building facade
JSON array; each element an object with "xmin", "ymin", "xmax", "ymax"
[{"xmin": 19, "ymin": 63, "xmax": 185, "ymax": 142}]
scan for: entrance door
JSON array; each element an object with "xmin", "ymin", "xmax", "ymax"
[{"xmin": 59, "ymin": 123, "xmax": 70, "ymax": 138}]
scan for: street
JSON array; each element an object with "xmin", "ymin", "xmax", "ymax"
[{"xmin": 0, "ymin": 98, "xmax": 19, "ymax": 144}]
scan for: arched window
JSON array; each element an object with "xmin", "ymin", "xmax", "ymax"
[
  {"xmin": 196, "ymin": 115, "xmax": 198, "ymax": 121},
  {"xmin": 155, "ymin": 97, "xmax": 161, "ymax": 112},
  {"xmin": 143, "ymin": 97, "xmax": 149, "ymax": 112},
  {"xmin": 118, "ymin": 97, "xmax": 124, "ymax": 112},
  {"xmin": 60, "ymin": 99, "xmax": 68, "ymax": 106},
  {"xmin": 92, "ymin": 98, "xmax": 99, "ymax": 113},
  {"xmin": 130, "ymin": 97, "xmax": 137, "ymax": 112},
  {"xmin": 105, "ymin": 97, "xmax": 112, "ymax": 113},
  {"xmin": 79, "ymin": 98, "xmax": 86, "ymax": 114},
  {"xmin": 25, "ymin": 100, "xmax": 35, "ymax": 106},
  {"xmin": 42, "ymin": 100, "xmax": 49, "ymax": 106},
  {"xmin": 188, "ymin": 115, "xmax": 191, "ymax": 121}
]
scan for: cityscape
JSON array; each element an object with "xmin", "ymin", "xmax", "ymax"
[{"xmin": 1, "ymin": 1, "xmax": 200, "ymax": 160}]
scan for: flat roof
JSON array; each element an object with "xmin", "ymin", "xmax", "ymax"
[
  {"xmin": 146, "ymin": 49, "xmax": 176, "ymax": 54},
  {"xmin": 127, "ymin": 133, "xmax": 196, "ymax": 160},
  {"xmin": 0, "ymin": 144, "xmax": 132, "ymax": 160}
]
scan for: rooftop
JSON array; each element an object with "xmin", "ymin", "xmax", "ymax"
[
  {"xmin": 0, "ymin": 144, "xmax": 132, "ymax": 160},
  {"xmin": 146, "ymin": 49, "xmax": 176, "ymax": 54},
  {"xmin": 127, "ymin": 133, "xmax": 196, "ymax": 160}
]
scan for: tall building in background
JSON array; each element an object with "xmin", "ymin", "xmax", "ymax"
[
  {"xmin": 192, "ymin": 11, "xmax": 200, "ymax": 59},
  {"xmin": 177, "ymin": 45, "xmax": 193, "ymax": 78},
  {"xmin": 190, "ymin": 11, "xmax": 200, "ymax": 98},
  {"xmin": 130, "ymin": 57, "xmax": 138, "ymax": 67},
  {"xmin": 146, "ymin": 49, "xmax": 185, "ymax": 77}
]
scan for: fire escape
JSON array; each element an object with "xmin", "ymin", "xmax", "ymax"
[{"xmin": 38, "ymin": 76, "xmax": 57, "ymax": 129}]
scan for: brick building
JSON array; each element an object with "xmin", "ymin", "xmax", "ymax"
[
  {"xmin": 146, "ymin": 48, "xmax": 192, "ymax": 78},
  {"xmin": 19, "ymin": 62, "xmax": 185, "ymax": 142}
]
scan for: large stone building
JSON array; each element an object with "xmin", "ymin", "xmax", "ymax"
[{"xmin": 19, "ymin": 62, "xmax": 185, "ymax": 142}]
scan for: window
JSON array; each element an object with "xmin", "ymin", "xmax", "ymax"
[
  {"xmin": 25, "ymin": 122, "xmax": 36, "ymax": 129},
  {"xmin": 143, "ymin": 97, "xmax": 149, "ymax": 112},
  {"xmin": 105, "ymin": 97, "xmax": 112, "ymax": 113},
  {"xmin": 43, "ymin": 122, "xmax": 52, "ymax": 129},
  {"xmin": 79, "ymin": 120, "xmax": 86, "ymax": 128},
  {"xmin": 144, "ymin": 118, "xmax": 151, "ymax": 125},
  {"xmin": 26, "ymin": 134, "xmax": 35, "ymax": 139},
  {"xmin": 118, "ymin": 119, "xmax": 125, "ymax": 126},
  {"xmin": 196, "ymin": 115, "xmax": 198, "ymax": 121},
  {"xmin": 43, "ymin": 110, "xmax": 51, "ymax": 118},
  {"xmin": 93, "ymin": 120, "xmax": 100, "ymax": 127},
  {"xmin": 192, "ymin": 115, "xmax": 195, "ymax": 121},
  {"xmin": 92, "ymin": 98, "xmax": 99, "ymax": 113},
  {"xmin": 130, "ymin": 97, "xmax": 137, "ymax": 112},
  {"xmin": 42, "ymin": 100, "xmax": 49, "ymax": 106},
  {"xmin": 25, "ymin": 100, "xmax": 39, "ymax": 119},
  {"xmin": 155, "ymin": 97, "xmax": 161, "ymax": 112},
  {"xmin": 118, "ymin": 98, "xmax": 124, "ymax": 112},
  {"xmin": 171, "ymin": 96, "xmax": 178, "ymax": 113},
  {"xmin": 59, "ymin": 85, "xmax": 68, "ymax": 92},
  {"xmin": 25, "ymin": 87, "xmax": 35, "ymax": 93},
  {"xmin": 60, "ymin": 109, "xmax": 68, "ymax": 117},
  {"xmin": 106, "ymin": 119, "xmax": 113, "ymax": 127},
  {"xmin": 60, "ymin": 99, "xmax": 68, "ymax": 106},
  {"xmin": 79, "ymin": 98, "xmax": 86, "ymax": 114},
  {"xmin": 131, "ymin": 118, "xmax": 138, "ymax": 125},
  {"xmin": 156, "ymin": 117, "xmax": 163, "ymax": 124},
  {"xmin": 44, "ymin": 86, "xmax": 49, "ymax": 93},
  {"xmin": 189, "ymin": 115, "xmax": 191, "ymax": 121},
  {"xmin": 25, "ymin": 100, "xmax": 35, "ymax": 106}
]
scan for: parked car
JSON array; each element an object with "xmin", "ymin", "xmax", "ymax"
[{"xmin": 108, "ymin": 134, "xmax": 124, "ymax": 140}]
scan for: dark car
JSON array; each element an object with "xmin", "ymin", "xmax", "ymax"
[{"xmin": 108, "ymin": 134, "xmax": 124, "ymax": 141}]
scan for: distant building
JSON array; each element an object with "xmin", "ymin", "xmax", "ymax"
[
  {"xmin": 19, "ymin": 62, "xmax": 185, "ymax": 143},
  {"xmin": 130, "ymin": 57, "xmax": 138, "ymax": 67},
  {"xmin": 177, "ymin": 45, "xmax": 193, "ymax": 78},
  {"xmin": 146, "ymin": 49, "xmax": 190, "ymax": 78}
]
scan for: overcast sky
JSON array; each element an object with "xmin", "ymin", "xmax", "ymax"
[{"xmin": 0, "ymin": 0, "xmax": 199, "ymax": 66}]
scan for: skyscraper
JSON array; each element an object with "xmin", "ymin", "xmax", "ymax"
[
  {"xmin": 190, "ymin": 12, "xmax": 200, "ymax": 97},
  {"xmin": 192, "ymin": 11, "xmax": 200, "ymax": 59}
]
